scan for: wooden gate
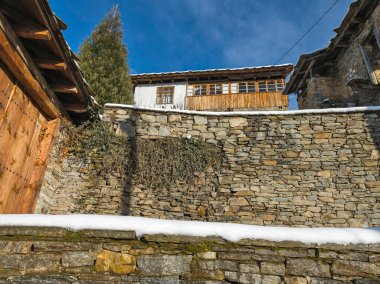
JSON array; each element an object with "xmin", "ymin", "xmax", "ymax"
[{"xmin": 0, "ymin": 63, "xmax": 58, "ymax": 213}]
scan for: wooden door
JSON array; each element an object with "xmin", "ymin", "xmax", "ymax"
[{"xmin": 0, "ymin": 63, "xmax": 58, "ymax": 213}]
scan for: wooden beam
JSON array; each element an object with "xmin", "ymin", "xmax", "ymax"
[
  {"xmin": 12, "ymin": 25, "xmax": 51, "ymax": 41},
  {"xmin": 0, "ymin": 13, "xmax": 65, "ymax": 119},
  {"xmin": 0, "ymin": 3, "xmax": 52, "ymax": 41},
  {"xmin": 359, "ymin": 44, "xmax": 379, "ymax": 85},
  {"xmin": 35, "ymin": 58, "xmax": 67, "ymax": 71},
  {"xmin": 63, "ymin": 103, "xmax": 88, "ymax": 112},
  {"xmin": 51, "ymin": 84, "xmax": 78, "ymax": 94},
  {"xmin": 54, "ymin": 15, "xmax": 67, "ymax": 30},
  {"xmin": 297, "ymin": 60, "xmax": 315, "ymax": 90}
]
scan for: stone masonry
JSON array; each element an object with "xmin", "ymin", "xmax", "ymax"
[
  {"xmin": 37, "ymin": 106, "xmax": 380, "ymax": 227},
  {"xmin": 0, "ymin": 226, "xmax": 378, "ymax": 283}
]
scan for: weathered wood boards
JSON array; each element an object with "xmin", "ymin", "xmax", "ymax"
[
  {"xmin": 0, "ymin": 65, "xmax": 51, "ymax": 213},
  {"xmin": 185, "ymin": 92, "xmax": 288, "ymax": 111}
]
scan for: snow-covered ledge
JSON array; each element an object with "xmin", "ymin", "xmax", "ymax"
[
  {"xmin": 1, "ymin": 215, "xmax": 379, "ymax": 245},
  {"xmin": 1, "ymin": 215, "xmax": 379, "ymax": 281},
  {"xmin": 104, "ymin": 103, "xmax": 380, "ymax": 116}
]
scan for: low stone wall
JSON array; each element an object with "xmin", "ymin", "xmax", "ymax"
[
  {"xmin": 0, "ymin": 226, "xmax": 378, "ymax": 283},
  {"xmin": 37, "ymin": 106, "xmax": 380, "ymax": 227}
]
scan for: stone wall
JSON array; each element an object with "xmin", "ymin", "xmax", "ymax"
[
  {"xmin": 0, "ymin": 226, "xmax": 379, "ymax": 283},
  {"xmin": 37, "ymin": 106, "xmax": 380, "ymax": 227}
]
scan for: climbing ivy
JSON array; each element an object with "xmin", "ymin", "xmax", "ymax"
[{"xmin": 59, "ymin": 121, "xmax": 222, "ymax": 188}]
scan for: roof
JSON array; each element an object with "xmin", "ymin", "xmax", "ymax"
[
  {"xmin": 131, "ymin": 64, "xmax": 293, "ymax": 84},
  {"xmin": 284, "ymin": 0, "xmax": 378, "ymax": 95},
  {"xmin": 0, "ymin": 0, "xmax": 98, "ymax": 121}
]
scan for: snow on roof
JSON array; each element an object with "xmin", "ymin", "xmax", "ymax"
[
  {"xmin": 131, "ymin": 64, "xmax": 293, "ymax": 77},
  {"xmin": 0, "ymin": 215, "xmax": 379, "ymax": 245}
]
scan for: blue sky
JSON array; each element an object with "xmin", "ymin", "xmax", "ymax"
[{"xmin": 50, "ymin": 0, "xmax": 352, "ymax": 109}]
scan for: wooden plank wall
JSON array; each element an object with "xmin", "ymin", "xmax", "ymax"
[
  {"xmin": 185, "ymin": 92, "xmax": 288, "ymax": 111},
  {"xmin": 0, "ymin": 63, "xmax": 53, "ymax": 213}
]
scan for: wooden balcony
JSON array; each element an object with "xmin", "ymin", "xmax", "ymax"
[{"xmin": 185, "ymin": 92, "xmax": 288, "ymax": 111}]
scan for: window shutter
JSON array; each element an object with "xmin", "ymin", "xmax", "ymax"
[
  {"xmin": 222, "ymin": 84, "xmax": 229, "ymax": 94},
  {"xmin": 187, "ymin": 85, "xmax": 193, "ymax": 96},
  {"xmin": 231, "ymin": 83, "xmax": 238, "ymax": 94}
]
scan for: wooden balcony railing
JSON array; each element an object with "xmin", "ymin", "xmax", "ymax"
[{"xmin": 185, "ymin": 92, "xmax": 288, "ymax": 111}]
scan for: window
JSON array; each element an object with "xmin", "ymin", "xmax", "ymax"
[
  {"xmin": 239, "ymin": 82, "xmax": 247, "ymax": 93},
  {"xmin": 188, "ymin": 80, "xmax": 284, "ymax": 96},
  {"xmin": 194, "ymin": 85, "xmax": 207, "ymax": 95},
  {"xmin": 156, "ymin": 86, "xmax": 174, "ymax": 104},
  {"xmin": 276, "ymin": 80, "xmax": 284, "ymax": 91},
  {"xmin": 209, "ymin": 84, "xmax": 222, "ymax": 95},
  {"xmin": 258, "ymin": 82, "xmax": 267, "ymax": 92},
  {"xmin": 201, "ymin": 85, "xmax": 207, "ymax": 95},
  {"xmin": 194, "ymin": 85, "xmax": 200, "ymax": 96},
  {"xmin": 267, "ymin": 81, "xmax": 276, "ymax": 92},
  {"xmin": 223, "ymin": 84, "xmax": 230, "ymax": 94},
  {"xmin": 248, "ymin": 82, "xmax": 256, "ymax": 93},
  {"xmin": 231, "ymin": 83, "xmax": 238, "ymax": 94}
]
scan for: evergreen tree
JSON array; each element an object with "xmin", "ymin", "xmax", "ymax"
[{"xmin": 78, "ymin": 5, "xmax": 133, "ymax": 106}]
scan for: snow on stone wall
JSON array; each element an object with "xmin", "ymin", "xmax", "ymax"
[
  {"xmin": 0, "ymin": 217, "xmax": 378, "ymax": 283},
  {"xmin": 37, "ymin": 106, "xmax": 380, "ymax": 228}
]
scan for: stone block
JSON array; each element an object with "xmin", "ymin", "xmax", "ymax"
[
  {"xmin": 19, "ymin": 254, "xmax": 61, "ymax": 273},
  {"xmin": 230, "ymin": 117, "xmax": 248, "ymax": 128},
  {"xmin": 286, "ymin": 259, "xmax": 330, "ymax": 277},
  {"xmin": 218, "ymin": 175, "xmax": 233, "ymax": 185},
  {"xmin": 141, "ymin": 114, "xmax": 156, "ymax": 123},
  {"xmin": 196, "ymin": 252, "xmax": 216, "ymax": 260},
  {"xmin": 215, "ymin": 260, "xmax": 238, "ymax": 271},
  {"xmin": 284, "ymin": 276, "xmax": 308, "ymax": 284},
  {"xmin": 137, "ymin": 255, "xmax": 192, "ymax": 276},
  {"xmin": 192, "ymin": 269, "xmax": 225, "ymax": 281},
  {"xmin": 158, "ymin": 125, "xmax": 171, "ymax": 136},
  {"xmin": 314, "ymin": 132, "xmax": 332, "ymax": 139},
  {"xmin": 238, "ymin": 273, "xmax": 262, "ymax": 284},
  {"xmin": 260, "ymin": 262, "xmax": 285, "ymax": 276},
  {"xmin": 0, "ymin": 241, "xmax": 32, "ymax": 254},
  {"xmin": 263, "ymin": 160, "xmax": 278, "ymax": 166},
  {"xmin": 317, "ymin": 171, "xmax": 331, "ymax": 178},
  {"xmin": 168, "ymin": 115, "xmax": 181, "ymax": 122},
  {"xmin": 229, "ymin": 197, "xmax": 249, "ymax": 206},
  {"xmin": 156, "ymin": 115, "xmax": 168, "ymax": 124},
  {"xmin": 80, "ymin": 230, "xmax": 136, "ymax": 240},
  {"xmin": 148, "ymin": 127, "xmax": 159, "ymax": 136},
  {"xmin": 239, "ymin": 262, "xmax": 260, "ymax": 274},
  {"xmin": 116, "ymin": 122, "xmax": 136, "ymax": 137},
  {"xmin": 283, "ymin": 151, "xmax": 299, "ymax": 158},
  {"xmin": 194, "ymin": 116, "xmax": 208, "ymax": 125},
  {"xmin": 62, "ymin": 251, "xmax": 96, "ymax": 267},
  {"xmin": 332, "ymin": 260, "xmax": 379, "ymax": 277},
  {"xmin": 140, "ymin": 276, "xmax": 179, "ymax": 284},
  {"xmin": 95, "ymin": 250, "xmax": 136, "ymax": 274},
  {"xmin": 31, "ymin": 241, "xmax": 90, "ymax": 252}
]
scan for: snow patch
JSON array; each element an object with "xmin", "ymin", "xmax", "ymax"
[
  {"xmin": 104, "ymin": 104, "xmax": 380, "ymax": 117},
  {"xmin": 0, "ymin": 215, "xmax": 379, "ymax": 245}
]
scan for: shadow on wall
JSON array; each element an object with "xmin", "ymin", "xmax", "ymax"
[
  {"xmin": 120, "ymin": 109, "xmax": 138, "ymax": 215},
  {"xmin": 365, "ymin": 112, "xmax": 380, "ymax": 225}
]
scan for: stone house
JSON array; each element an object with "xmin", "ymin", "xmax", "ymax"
[
  {"xmin": 284, "ymin": 0, "xmax": 380, "ymax": 109},
  {"xmin": 0, "ymin": 0, "xmax": 96, "ymax": 213},
  {"xmin": 132, "ymin": 65, "xmax": 293, "ymax": 111}
]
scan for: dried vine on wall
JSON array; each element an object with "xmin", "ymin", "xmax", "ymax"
[{"xmin": 58, "ymin": 121, "xmax": 222, "ymax": 188}]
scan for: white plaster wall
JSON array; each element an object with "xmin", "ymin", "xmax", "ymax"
[{"xmin": 134, "ymin": 82, "xmax": 187, "ymax": 110}]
